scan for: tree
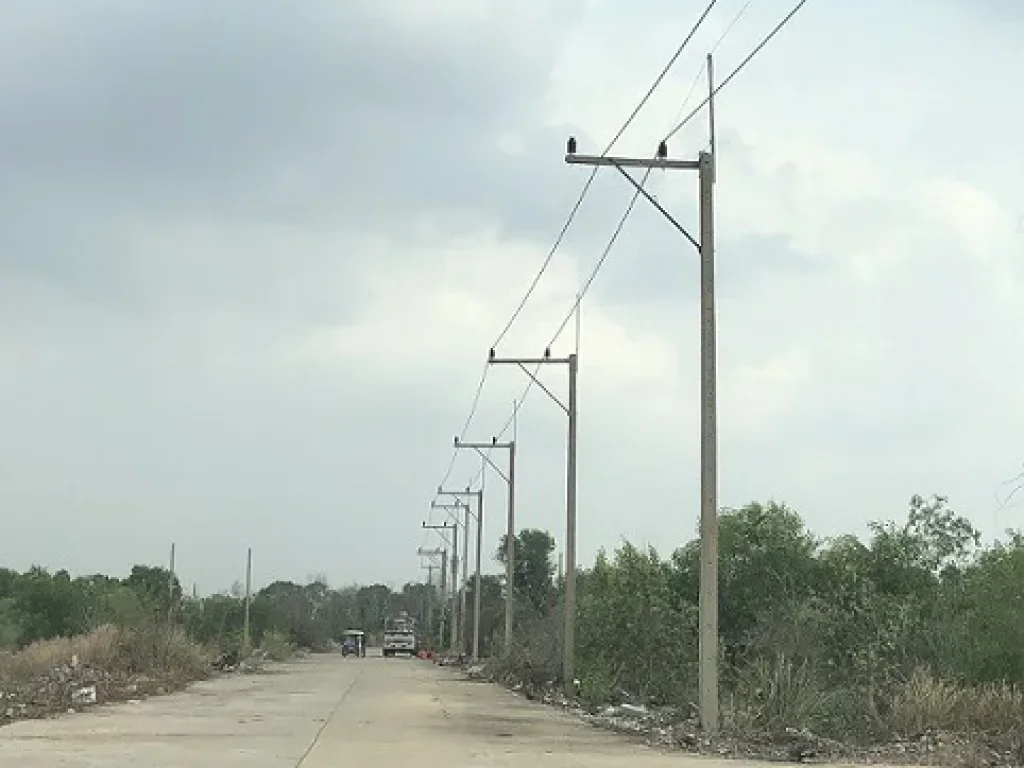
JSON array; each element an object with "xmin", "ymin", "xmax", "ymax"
[
  {"xmin": 496, "ymin": 528, "xmax": 556, "ymax": 614},
  {"xmin": 463, "ymin": 575, "xmax": 504, "ymax": 656},
  {"xmin": 125, "ymin": 565, "xmax": 181, "ymax": 618}
]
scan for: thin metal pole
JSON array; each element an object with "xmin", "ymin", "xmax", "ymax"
[
  {"xmin": 473, "ymin": 490, "xmax": 483, "ymax": 659},
  {"xmin": 563, "ymin": 353, "xmax": 578, "ymax": 695},
  {"xmin": 504, "ymin": 441, "xmax": 516, "ymax": 653},
  {"xmin": 697, "ymin": 131, "xmax": 719, "ymax": 733}
]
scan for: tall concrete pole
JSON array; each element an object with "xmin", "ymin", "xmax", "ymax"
[
  {"xmin": 472, "ymin": 489, "xmax": 483, "ymax": 660},
  {"xmin": 505, "ymin": 441, "xmax": 516, "ymax": 652},
  {"xmin": 454, "ymin": 437, "xmax": 516, "ymax": 655},
  {"xmin": 440, "ymin": 549, "xmax": 448, "ymax": 649},
  {"xmin": 243, "ymin": 547, "xmax": 252, "ymax": 653},
  {"xmin": 459, "ymin": 502, "xmax": 469, "ymax": 654},
  {"xmin": 451, "ymin": 525, "xmax": 460, "ymax": 654},
  {"xmin": 562, "ymin": 57, "xmax": 719, "ymax": 724},
  {"xmin": 167, "ymin": 543, "xmax": 176, "ymax": 625},
  {"xmin": 423, "ymin": 520, "xmax": 458, "ymax": 654},
  {"xmin": 488, "ymin": 350, "xmax": 577, "ymax": 692},
  {"xmin": 563, "ymin": 352, "xmax": 578, "ymax": 694}
]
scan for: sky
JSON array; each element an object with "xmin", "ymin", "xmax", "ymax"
[{"xmin": 1, "ymin": 0, "xmax": 1022, "ymax": 595}]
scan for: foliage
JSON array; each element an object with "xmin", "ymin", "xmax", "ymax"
[
  {"xmin": 497, "ymin": 528, "xmax": 557, "ymax": 614},
  {"xmin": 498, "ymin": 494, "xmax": 1024, "ymax": 743},
  {"xmin": 0, "ymin": 564, "xmax": 440, "ymax": 663}
]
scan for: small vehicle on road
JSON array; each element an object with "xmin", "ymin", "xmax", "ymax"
[{"xmin": 341, "ymin": 629, "xmax": 366, "ymax": 657}]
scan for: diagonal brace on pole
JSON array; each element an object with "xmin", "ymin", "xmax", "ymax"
[
  {"xmin": 454, "ymin": 438, "xmax": 512, "ymax": 484},
  {"xmin": 436, "ymin": 491, "xmax": 478, "ymax": 521},
  {"xmin": 611, "ymin": 164, "xmax": 699, "ymax": 250},
  {"xmin": 488, "ymin": 350, "xmax": 572, "ymax": 414}
]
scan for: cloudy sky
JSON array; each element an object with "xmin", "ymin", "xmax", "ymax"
[{"xmin": 1, "ymin": 0, "xmax": 1022, "ymax": 594}]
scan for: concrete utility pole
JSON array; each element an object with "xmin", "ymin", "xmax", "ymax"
[
  {"xmin": 562, "ymin": 53, "xmax": 719, "ymax": 731},
  {"xmin": 243, "ymin": 547, "xmax": 253, "ymax": 653},
  {"xmin": 437, "ymin": 487, "xmax": 483, "ymax": 659},
  {"xmin": 488, "ymin": 348, "xmax": 578, "ymax": 695},
  {"xmin": 418, "ymin": 546, "xmax": 447, "ymax": 649},
  {"xmin": 431, "ymin": 500, "xmax": 468, "ymax": 652},
  {"xmin": 167, "ymin": 543, "xmax": 176, "ymax": 625},
  {"xmin": 454, "ymin": 435, "xmax": 516, "ymax": 654},
  {"xmin": 422, "ymin": 521, "xmax": 457, "ymax": 654},
  {"xmin": 421, "ymin": 562, "xmax": 434, "ymax": 633}
]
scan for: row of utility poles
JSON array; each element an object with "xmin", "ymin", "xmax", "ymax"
[
  {"xmin": 167, "ymin": 543, "xmax": 254, "ymax": 651},
  {"xmin": 421, "ymin": 53, "xmax": 722, "ymax": 731}
]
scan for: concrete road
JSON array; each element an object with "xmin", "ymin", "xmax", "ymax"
[{"xmin": 0, "ymin": 651, "xmax": 780, "ymax": 766}]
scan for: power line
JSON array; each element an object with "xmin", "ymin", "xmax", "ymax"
[
  {"xmin": 464, "ymin": 171, "xmax": 652, "ymax": 489},
  {"xmin": 467, "ymin": 0, "xmax": 802, "ymax": 483},
  {"xmin": 666, "ymin": 0, "xmax": 756, "ymax": 136},
  {"xmin": 602, "ymin": 0, "xmax": 722, "ymax": 153},
  {"xmin": 489, "ymin": 0, "xmax": 722, "ymax": 352},
  {"xmin": 664, "ymin": 0, "xmax": 812, "ymax": 142},
  {"xmin": 434, "ymin": 361, "xmax": 490, "ymax": 494},
  {"xmin": 467, "ymin": 166, "xmax": 653, "ymax": 487},
  {"xmin": 549, "ymin": 169, "xmax": 654, "ymax": 347},
  {"xmin": 460, "ymin": 6, "xmax": 728, "ymax": 487}
]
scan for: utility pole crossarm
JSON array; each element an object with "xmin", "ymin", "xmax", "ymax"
[
  {"xmin": 487, "ymin": 349, "xmax": 572, "ymax": 414},
  {"xmin": 432, "ymin": 498, "xmax": 474, "ymax": 524},
  {"xmin": 436, "ymin": 490, "xmax": 479, "ymax": 521},
  {"xmin": 454, "ymin": 437, "xmax": 512, "ymax": 484},
  {"xmin": 564, "ymin": 153, "xmax": 699, "ymax": 170}
]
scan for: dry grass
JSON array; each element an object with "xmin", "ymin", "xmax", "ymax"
[
  {"xmin": 887, "ymin": 667, "xmax": 1024, "ymax": 736},
  {"xmin": 0, "ymin": 624, "xmax": 211, "ymax": 686},
  {"xmin": 0, "ymin": 625, "xmax": 120, "ymax": 683},
  {"xmin": 726, "ymin": 654, "xmax": 832, "ymax": 735}
]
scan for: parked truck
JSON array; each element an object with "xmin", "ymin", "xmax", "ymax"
[{"xmin": 382, "ymin": 612, "xmax": 418, "ymax": 657}]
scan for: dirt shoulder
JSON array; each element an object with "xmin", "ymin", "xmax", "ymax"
[{"xmin": 465, "ymin": 663, "xmax": 1024, "ymax": 767}]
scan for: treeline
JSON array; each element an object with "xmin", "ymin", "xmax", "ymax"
[
  {"xmin": 0, "ymin": 564, "xmax": 439, "ymax": 656},
  {"xmin": 489, "ymin": 495, "xmax": 1024, "ymax": 742}
]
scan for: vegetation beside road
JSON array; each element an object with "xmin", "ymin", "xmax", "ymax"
[
  {"xmin": 0, "ymin": 563, "xmax": 436, "ymax": 724},
  {"xmin": 481, "ymin": 495, "xmax": 1024, "ymax": 764}
]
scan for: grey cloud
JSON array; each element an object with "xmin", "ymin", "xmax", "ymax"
[
  {"xmin": 0, "ymin": 1, "xmax": 586, "ymax": 226},
  {"xmin": 0, "ymin": 0, "xmax": 601, "ymax": 318}
]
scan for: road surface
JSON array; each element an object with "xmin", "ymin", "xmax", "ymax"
[{"xmin": 0, "ymin": 651, "xmax": 795, "ymax": 766}]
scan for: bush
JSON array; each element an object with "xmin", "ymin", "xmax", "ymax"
[
  {"xmin": 259, "ymin": 629, "xmax": 295, "ymax": 661},
  {"xmin": 495, "ymin": 497, "xmax": 1024, "ymax": 750}
]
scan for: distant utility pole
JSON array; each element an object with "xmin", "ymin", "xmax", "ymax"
[
  {"xmin": 243, "ymin": 547, "xmax": 253, "ymax": 653},
  {"xmin": 437, "ymin": 487, "xmax": 483, "ymax": 659},
  {"xmin": 454, "ymin": 434, "xmax": 516, "ymax": 654},
  {"xmin": 423, "ymin": 521, "xmax": 458, "ymax": 653},
  {"xmin": 421, "ymin": 561, "xmax": 434, "ymax": 633},
  {"xmin": 167, "ymin": 543, "xmax": 176, "ymax": 625},
  {"xmin": 433, "ymin": 499, "xmax": 469, "ymax": 655},
  {"xmin": 488, "ymin": 347, "xmax": 577, "ymax": 695},
  {"xmin": 418, "ymin": 546, "xmax": 447, "ymax": 649},
  {"xmin": 562, "ymin": 53, "xmax": 719, "ymax": 731}
]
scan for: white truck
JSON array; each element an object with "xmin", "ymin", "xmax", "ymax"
[{"xmin": 382, "ymin": 628, "xmax": 417, "ymax": 657}]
